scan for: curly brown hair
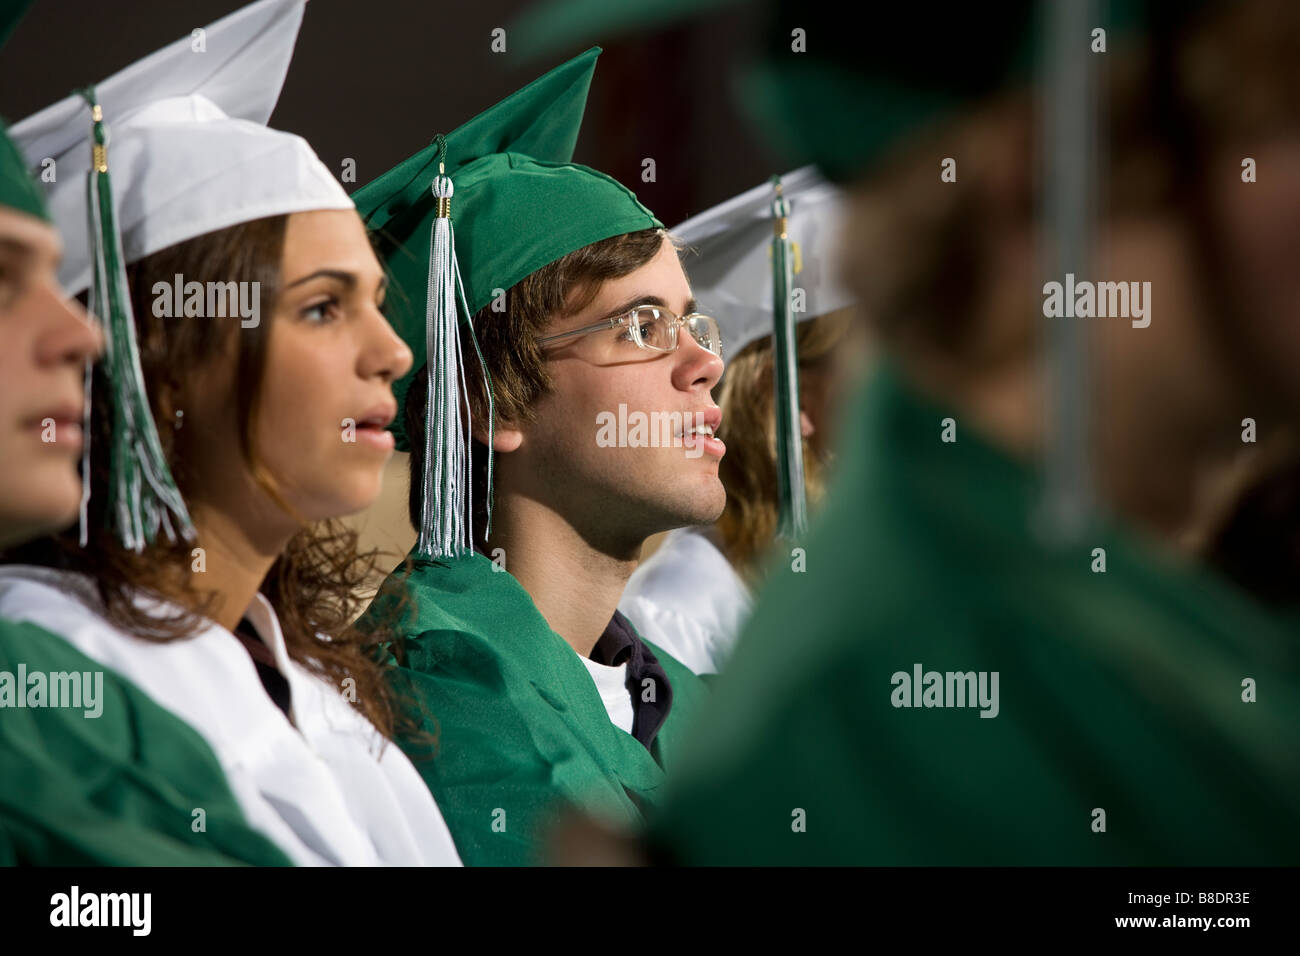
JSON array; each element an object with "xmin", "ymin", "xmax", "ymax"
[{"xmin": 3, "ymin": 214, "xmax": 400, "ymax": 738}]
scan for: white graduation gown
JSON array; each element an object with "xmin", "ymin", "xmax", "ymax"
[
  {"xmin": 0, "ymin": 565, "xmax": 462, "ymax": 867},
  {"xmin": 618, "ymin": 528, "xmax": 752, "ymax": 675}
]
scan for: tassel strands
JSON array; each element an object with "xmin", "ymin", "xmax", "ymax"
[
  {"xmin": 79, "ymin": 88, "xmax": 193, "ymax": 551},
  {"xmin": 770, "ymin": 175, "xmax": 808, "ymax": 540},
  {"xmin": 417, "ymin": 135, "xmax": 495, "ymax": 558}
]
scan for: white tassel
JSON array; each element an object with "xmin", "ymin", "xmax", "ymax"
[{"xmin": 417, "ymin": 170, "xmax": 474, "ymax": 558}]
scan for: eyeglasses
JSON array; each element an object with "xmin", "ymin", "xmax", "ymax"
[{"xmin": 537, "ymin": 304, "xmax": 724, "ymax": 359}]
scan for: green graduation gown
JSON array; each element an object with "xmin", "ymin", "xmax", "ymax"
[
  {"xmin": 368, "ymin": 550, "xmax": 709, "ymax": 866},
  {"xmin": 0, "ymin": 618, "xmax": 292, "ymax": 866},
  {"xmin": 649, "ymin": 360, "xmax": 1300, "ymax": 865}
]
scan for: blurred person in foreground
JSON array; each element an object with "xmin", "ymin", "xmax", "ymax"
[{"xmin": 527, "ymin": 0, "xmax": 1300, "ymax": 864}]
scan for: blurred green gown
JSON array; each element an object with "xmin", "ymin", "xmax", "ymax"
[{"xmin": 649, "ymin": 359, "xmax": 1300, "ymax": 864}]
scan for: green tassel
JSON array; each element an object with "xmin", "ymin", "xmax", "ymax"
[
  {"xmin": 770, "ymin": 175, "xmax": 808, "ymax": 540},
  {"xmin": 417, "ymin": 135, "xmax": 494, "ymax": 558},
  {"xmin": 80, "ymin": 87, "xmax": 194, "ymax": 552}
]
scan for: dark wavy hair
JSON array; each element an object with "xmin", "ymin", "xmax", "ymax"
[{"xmin": 2, "ymin": 214, "xmax": 400, "ymax": 738}]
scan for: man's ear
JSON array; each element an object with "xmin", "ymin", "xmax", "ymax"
[{"xmin": 473, "ymin": 419, "xmax": 523, "ymax": 454}]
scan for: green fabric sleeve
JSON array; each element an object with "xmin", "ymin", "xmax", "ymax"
[{"xmin": 0, "ymin": 620, "xmax": 292, "ymax": 866}]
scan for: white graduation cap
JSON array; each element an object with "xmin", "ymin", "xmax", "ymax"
[
  {"xmin": 673, "ymin": 165, "xmax": 855, "ymax": 360},
  {"xmin": 674, "ymin": 166, "xmax": 855, "ymax": 540},
  {"xmin": 12, "ymin": 0, "xmax": 351, "ymax": 295},
  {"xmin": 8, "ymin": 0, "xmax": 350, "ymax": 553}
]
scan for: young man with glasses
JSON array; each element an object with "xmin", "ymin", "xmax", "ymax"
[{"xmin": 354, "ymin": 50, "xmax": 720, "ymax": 865}]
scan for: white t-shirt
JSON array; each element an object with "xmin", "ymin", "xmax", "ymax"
[
  {"xmin": 619, "ymin": 527, "xmax": 752, "ymax": 675},
  {"xmin": 0, "ymin": 565, "xmax": 462, "ymax": 867},
  {"xmin": 578, "ymin": 656, "xmax": 635, "ymax": 735}
]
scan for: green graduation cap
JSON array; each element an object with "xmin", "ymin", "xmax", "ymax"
[
  {"xmin": 0, "ymin": 122, "xmax": 47, "ymax": 221},
  {"xmin": 0, "ymin": 0, "xmax": 48, "ymax": 222},
  {"xmin": 354, "ymin": 47, "xmax": 662, "ymax": 559}
]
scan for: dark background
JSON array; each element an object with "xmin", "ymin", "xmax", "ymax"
[{"xmin": 0, "ymin": 0, "xmax": 779, "ymax": 228}]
